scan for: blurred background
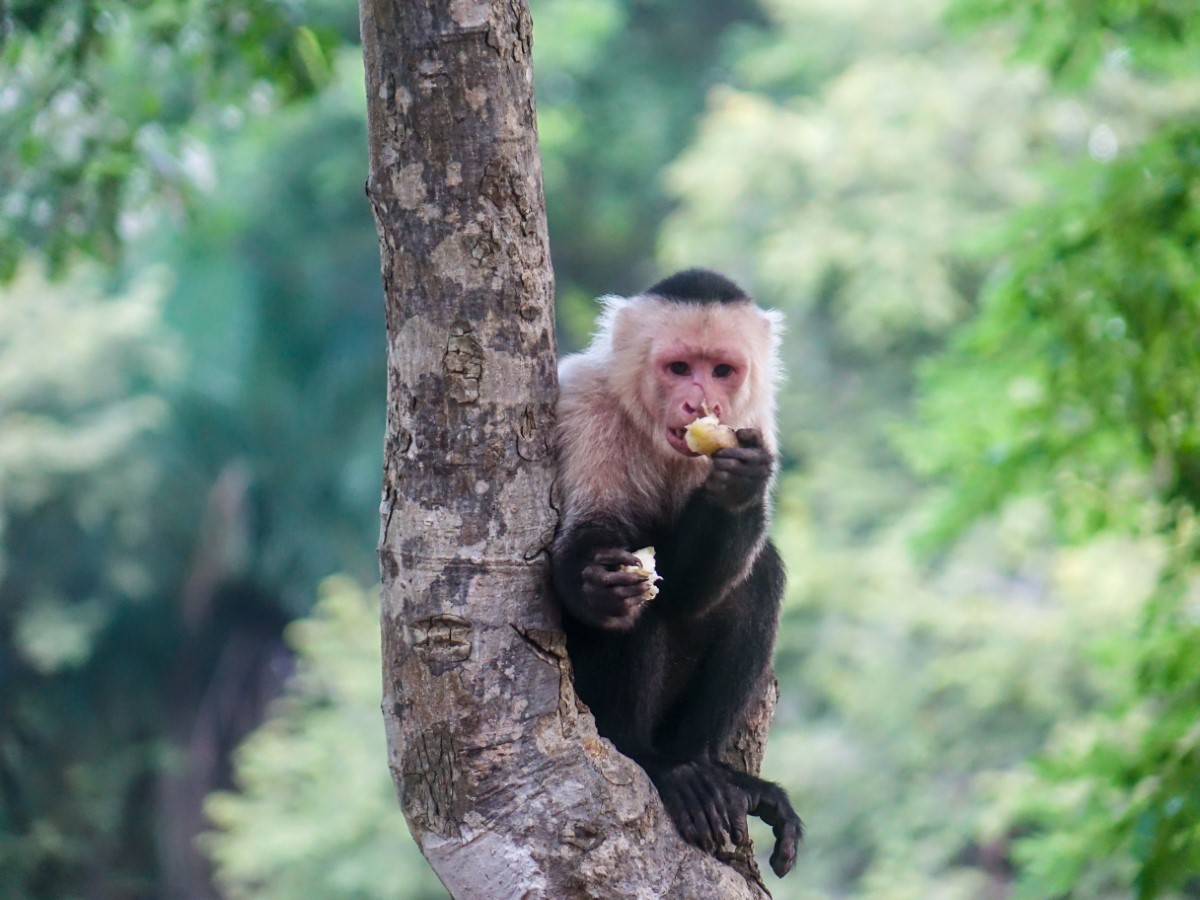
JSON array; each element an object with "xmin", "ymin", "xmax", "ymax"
[{"xmin": 1, "ymin": 0, "xmax": 1198, "ymax": 897}]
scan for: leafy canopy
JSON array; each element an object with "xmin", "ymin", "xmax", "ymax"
[{"xmin": 0, "ymin": 0, "xmax": 337, "ymax": 276}]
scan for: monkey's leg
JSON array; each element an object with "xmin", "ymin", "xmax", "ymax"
[
  {"xmin": 653, "ymin": 545, "xmax": 799, "ymax": 869},
  {"xmin": 570, "ymin": 633, "xmax": 738, "ymax": 852},
  {"xmin": 566, "ymin": 620, "xmax": 671, "ymax": 757}
]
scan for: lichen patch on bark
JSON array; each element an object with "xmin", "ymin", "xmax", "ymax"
[
  {"xmin": 449, "ymin": 0, "xmax": 491, "ymax": 29},
  {"xmin": 394, "ymin": 162, "xmax": 427, "ymax": 208},
  {"xmin": 429, "ymin": 232, "xmax": 489, "ymax": 290}
]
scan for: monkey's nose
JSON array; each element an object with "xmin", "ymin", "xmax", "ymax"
[{"xmin": 683, "ymin": 400, "xmax": 720, "ymax": 419}]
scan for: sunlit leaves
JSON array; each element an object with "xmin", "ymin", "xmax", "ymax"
[
  {"xmin": 909, "ymin": 5, "xmax": 1200, "ymax": 888},
  {"xmin": 661, "ymin": 0, "xmax": 1191, "ymax": 360},
  {"xmin": 913, "ymin": 124, "xmax": 1200, "ymax": 543},
  {"xmin": 0, "ymin": 0, "xmax": 340, "ymax": 274},
  {"xmin": 947, "ymin": 0, "xmax": 1200, "ymax": 85}
]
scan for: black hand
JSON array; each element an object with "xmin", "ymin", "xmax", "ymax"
[
  {"xmin": 580, "ymin": 547, "xmax": 649, "ymax": 630},
  {"xmin": 705, "ymin": 428, "xmax": 772, "ymax": 511}
]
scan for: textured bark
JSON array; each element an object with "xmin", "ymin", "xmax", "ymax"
[{"xmin": 360, "ymin": 2, "xmax": 774, "ymax": 896}]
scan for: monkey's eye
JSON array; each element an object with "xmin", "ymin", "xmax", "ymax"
[
  {"xmin": 713, "ymin": 364, "xmax": 735, "ymax": 378},
  {"xmin": 667, "ymin": 361, "xmax": 690, "ymax": 376}
]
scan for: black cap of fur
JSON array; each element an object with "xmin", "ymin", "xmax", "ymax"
[{"xmin": 645, "ymin": 268, "xmax": 749, "ymax": 305}]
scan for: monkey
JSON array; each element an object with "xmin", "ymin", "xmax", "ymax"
[{"xmin": 551, "ymin": 268, "xmax": 803, "ymax": 877}]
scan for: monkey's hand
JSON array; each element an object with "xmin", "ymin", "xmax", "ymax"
[
  {"xmin": 579, "ymin": 548, "xmax": 652, "ymax": 630},
  {"xmin": 704, "ymin": 428, "xmax": 772, "ymax": 511}
]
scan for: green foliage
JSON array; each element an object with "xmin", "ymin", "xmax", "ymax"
[
  {"xmin": 912, "ymin": 125, "xmax": 1200, "ymax": 886},
  {"xmin": 145, "ymin": 53, "xmax": 387, "ymax": 611},
  {"xmin": 0, "ymin": 262, "xmax": 188, "ymax": 895},
  {"xmin": 947, "ymin": 0, "xmax": 1200, "ymax": 85},
  {"xmin": 0, "ymin": 0, "xmax": 341, "ymax": 274},
  {"xmin": 204, "ymin": 577, "xmax": 446, "ymax": 900},
  {"xmin": 0, "ymin": 261, "xmax": 180, "ymax": 669},
  {"xmin": 663, "ymin": 0, "xmax": 1191, "ymax": 360},
  {"xmin": 0, "ymin": 41, "xmax": 382, "ymax": 899},
  {"xmin": 664, "ymin": 0, "xmax": 1200, "ymax": 895},
  {"xmin": 912, "ymin": 123, "xmax": 1200, "ymax": 545},
  {"xmin": 763, "ymin": 479, "xmax": 1168, "ymax": 898},
  {"xmin": 910, "ymin": 2, "xmax": 1200, "ymax": 895},
  {"xmin": 997, "ymin": 532, "xmax": 1200, "ymax": 900}
]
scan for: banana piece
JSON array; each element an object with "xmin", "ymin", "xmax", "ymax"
[
  {"xmin": 624, "ymin": 546, "xmax": 662, "ymax": 601},
  {"xmin": 684, "ymin": 415, "xmax": 738, "ymax": 455}
]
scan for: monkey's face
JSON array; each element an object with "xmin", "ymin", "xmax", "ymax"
[{"xmin": 648, "ymin": 340, "xmax": 749, "ymax": 457}]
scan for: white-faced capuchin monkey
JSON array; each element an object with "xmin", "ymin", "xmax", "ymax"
[{"xmin": 552, "ymin": 268, "xmax": 802, "ymax": 877}]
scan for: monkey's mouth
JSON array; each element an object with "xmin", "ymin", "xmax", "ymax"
[{"xmin": 666, "ymin": 426, "xmax": 701, "ymax": 458}]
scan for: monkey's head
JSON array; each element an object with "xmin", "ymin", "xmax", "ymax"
[{"xmin": 596, "ymin": 269, "xmax": 783, "ymax": 459}]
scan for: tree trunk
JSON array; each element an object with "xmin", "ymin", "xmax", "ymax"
[{"xmin": 359, "ymin": 2, "xmax": 773, "ymax": 896}]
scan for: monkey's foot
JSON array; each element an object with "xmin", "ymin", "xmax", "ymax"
[{"xmin": 648, "ymin": 760, "xmax": 748, "ymax": 855}]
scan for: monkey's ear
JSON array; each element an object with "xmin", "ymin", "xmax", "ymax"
[
  {"xmin": 759, "ymin": 306, "xmax": 785, "ymax": 340},
  {"xmin": 607, "ymin": 296, "xmax": 663, "ymax": 366},
  {"xmin": 591, "ymin": 294, "xmax": 632, "ymax": 351}
]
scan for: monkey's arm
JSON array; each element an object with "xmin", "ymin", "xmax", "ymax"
[{"xmin": 654, "ymin": 429, "xmax": 773, "ymax": 618}]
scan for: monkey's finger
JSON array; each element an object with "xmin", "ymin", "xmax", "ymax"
[
  {"xmin": 676, "ymin": 777, "xmax": 717, "ymax": 851},
  {"xmin": 666, "ymin": 786, "xmax": 708, "ymax": 849},
  {"xmin": 624, "ymin": 585, "xmax": 652, "ymax": 607},
  {"xmin": 716, "ymin": 784, "xmax": 744, "ymax": 846},
  {"xmin": 712, "ymin": 446, "xmax": 770, "ymax": 466},
  {"xmin": 614, "ymin": 584, "xmax": 650, "ymax": 601},
  {"xmin": 710, "ymin": 460, "xmax": 769, "ymax": 483},
  {"xmin": 661, "ymin": 779, "xmax": 702, "ymax": 848},
  {"xmin": 734, "ymin": 428, "xmax": 763, "ymax": 448},
  {"xmin": 693, "ymin": 774, "xmax": 728, "ymax": 848},
  {"xmin": 729, "ymin": 802, "xmax": 750, "ymax": 847},
  {"xmin": 584, "ymin": 567, "xmax": 646, "ymax": 587},
  {"xmin": 748, "ymin": 784, "xmax": 803, "ymax": 878},
  {"xmin": 770, "ymin": 821, "xmax": 801, "ymax": 877},
  {"xmin": 708, "ymin": 467, "xmax": 767, "ymax": 492},
  {"xmin": 671, "ymin": 767, "xmax": 713, "ymax": 849},
  {"xmin": 591, "ymin": 548, "xmax": 643, "ymax": 568},
  {"xmin": 584, "ymin": 592, "xmax": 644, "ymax": 624}
]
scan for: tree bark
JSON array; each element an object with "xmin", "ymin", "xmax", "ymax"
[{"xmin": 359, "ymin": 2, "xmax": 773, "ymax": 896}]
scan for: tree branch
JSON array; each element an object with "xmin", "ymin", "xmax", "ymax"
[{"xmin": 360, "ymin": 1, "xmax": 774, "ymax": 895}]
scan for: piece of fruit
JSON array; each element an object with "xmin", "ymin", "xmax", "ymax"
[
  {"xmin": 624, "ymin": 546, "xmax": 662, "ymax": 601},
  {"xmin": 684, "ymin": 415, "xmax": 738, "ymax": 455}
]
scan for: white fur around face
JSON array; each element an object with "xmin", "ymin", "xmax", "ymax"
[{"xmin": 555, "ymin": 293, "xmax": 784, "ymax": 532}]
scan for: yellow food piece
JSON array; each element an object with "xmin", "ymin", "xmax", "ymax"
[
  {"xmin": 624, "ymin": 546, "xmax": 662, "ymax": 601},
  {"xmin": 684, "ymin": 415, "xmax": 739, "ymax": 455}
]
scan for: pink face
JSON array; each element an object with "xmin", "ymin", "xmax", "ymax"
[{"xmin": 650, "ymin": 340, "xmax": 750, "ymax": 457}]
